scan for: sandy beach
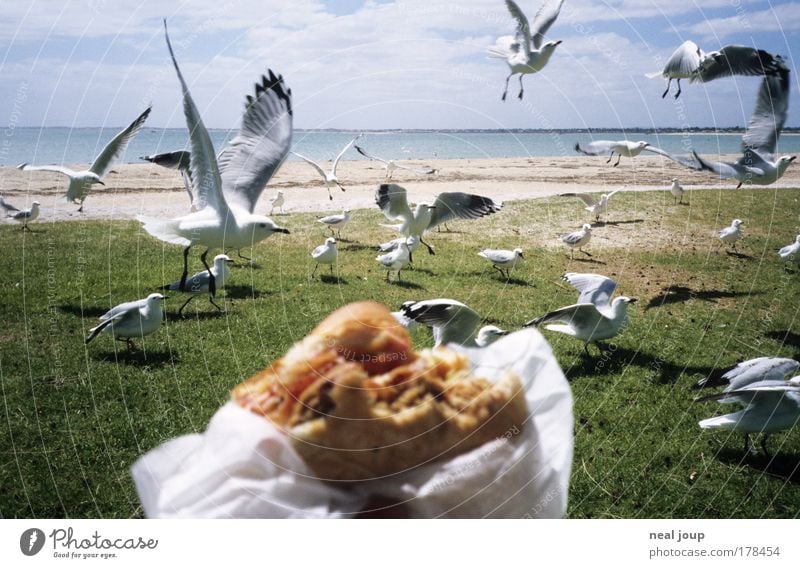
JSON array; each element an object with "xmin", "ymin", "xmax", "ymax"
[{"xmin": 2, "ymin": 155, "xmax": 799, "ymax": 222}]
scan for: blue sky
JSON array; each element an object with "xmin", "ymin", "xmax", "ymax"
[{"xmin": 1, "ymin": 0, "xmax": 798, "ymax": 130}]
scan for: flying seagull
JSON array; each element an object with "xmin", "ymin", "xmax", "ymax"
[
  {"xmin": 401, "ymin": 298, "xmax": 508, "ymax": 347},
  {"xmin": 292, "ymin": 135, "xmax": 360, "ymax": 200},
  {"xmin": 647, "ymin": 41, "xmax": 788, "ymax": 99},
  {"xmin": 138, "ymin": 21, "xmax": 291, "ymax": 298},
  {"xmin": 20, "ymin": 107, "xmax": 151, "ymax": 211},
  {"xmin": 488, "ymin": 0, "xmax": 564, "ymax": 101},
  {"xmin": 1, "ymin": 197, "xmax": 40, "ymax": 230},
  {"xmin": 574, "ymin": 139, "xmax": 698, "ymax": 168},
  {"xmin": 355, "ymin": 144, "xmax": 436, "ymax": 180},
  {"xmin": 85, "ymin": 293, "xmax": 167, "ymax": 350},
  {"xmin": 559, "ymin": 189, "xmax": 621, "ymax": 221}
]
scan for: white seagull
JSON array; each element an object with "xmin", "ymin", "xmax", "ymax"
[
  {"xmin": 292, "ymin": 136, "xmax": 359, "ymax": 200},
  {"xmin": 697, "ymin": 357, "xmax": 800, "ymax": 391},
  {"xmin": 378, "ymin": 235, "xmax": 421, "ymax": 254},
  {"xmin": 559, "ymin": 189, "xmax": 621, "ymax": 222},
  {"xmin": 669, "ymin": 179, "xmax": 686, "ymax": 204},
  {"xmin": 375, "ymin": 183, "xmax": 502, "ymax": 258},
  {"xmin": 85, "ymin": 293, "xmax": 167, "ymax": 350},
  {"xmin": 20, "ymin": 107, "xmax": 151, "ymax": 211},
  {"xmin": 376, "ymin": 238, "xmax": 413, "ymax": 282},
  {"xmin": 574, "ymin": 139, "xmax": 697, "ymax": 168},
  {"xmin": 391, "ymin": 303, "xmax": 421, "ymax": 333},
  {"xmin": 318, "ymin": 210, "xmax": 350, "ymax": 238},
  {"xmin": 164, "ymin": 254, "xmax": 234, "ymax": 315},
  {"xmin": 355, "ymin": 143, "xmax": 436, "ymax": 180},
  {"xmin": 692, "ymin": 72, "xmax": 795, "ymax": 188},
  {"xmin": 525, "ymin": 273, "xmax": 635, "ymax": 354},
  {"xmin": 400, "ymin": 299, "xmax": 508, "ymax": 348},
  {"xmin": 138, "ymin": 22, "xmax": 291, "ymax": 298},
  {"xmin": 478, "ymin": 248, "xmax": 524, "ymax": 279},
  {"xmin": 1, "ymin": 197, "xmax": 40, "ymax": 230},
  {"xmin": 560, "ymin": 223, "xmax": 592, "ymax": 259},
  {"xmin": 718, "ymin": 219, "xmax": 743, "ymax": 251},
  {"xmin": 311, "ymin": 237, "xmax": 338, "ymax": 278},
  {"xmin": 647, "ymin": 41, "xmax": 788, "ymax": 99},
  {"xmin": 488, "ymin": 0, "xmax": 564, "ymax": 101},
  {"xmin": 269, "ymin": 190, "xmax": 285, "ymax": 215},
  {"xmin": 778, "ymin": 235, "xmax": 800, "ymax": 266}
]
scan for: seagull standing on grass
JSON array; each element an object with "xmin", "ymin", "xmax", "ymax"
[
  {"xmin": 478, "ymin": 248, "xmax": 524, "ymax": 279},
  {"xmin": 487, "ymin": 0, "xmax": 564, "ymax": 101},
  {"xmin": 355, "ymin": 144, "xmax": 436, "ymax": 180},
  {"xmin": 560, "ymin": 223, "xmax": 592, "ymax": 259},
  {"xmin": 718, "ymin": 219, "xmax": 743, "ymax": 251},
  {"xmin": 292, "ymin": 136, "xmax": 359, "ymax": 200},
  {"xmin": 85, "ymin": 293, "xmax": 167, "ymax": 350},
  {"xmin": 164, "ymin": 254, "xmax": 234, "ymax": 315},
  {"xmin": 647, "ymin": 41, "xmax": 788, "ymax": 99},
  {"xmin": 311, "ymin": 237, "xmax": 338, "ymax": 277},
  {"xmin": 1, "ymin": 197, "xmax": 40, "ymax": 230},
  {"xmin": 400, "ymin": 299, "xmax": 508, "ymax": 347},
  {"xmin": 138, "ymin": 22, "xmax": 292, "ymax": 298},
  {"xmin": 376, "ymin": 238, "xmax": 412, "ymax": 282},
  {"xmin": 669, "ymin": 179, "xmax": 686, "ymax": 204},
  {"xmin": 318, "ymin": 210, "xmax": 350, "ymax": 238},
  {"xmin": 524, "ymin": 273, "xmax": 636, "ymax": 355},
  {"xmin": 20, "ymin": 107, "xmax": 151, "ymax": 211},
  {"xmin": 559, "ymin": 189, "xmax": 621, "ymax": 222},
  {"xmin": 375, "ymin": 183, "xmax": 502, "ymax": 260},
  {"xmin": 778, "ymin": 235, "xmax": 800, "ymax": 266},
  {"xmin": 270, "ymin": 190, "xmax": 285, "ymax": 215}
]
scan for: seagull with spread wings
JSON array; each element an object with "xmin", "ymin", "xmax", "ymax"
[
  {"xmin": 488, "ymin": 0, "xmax": 564, "ymax": 101},
  {"xmin": 647, "ymin": 41, "xmax": 788, "ymax": 99},
  {"xmin": 355, "ymin": 143, "xmax": 436, "ymax": 180},
  {"xmin": 400, "ymin": 299, "xmax": 508, "ymax": 348},
  {"xmin": 292, "ymin": 135, "xmax": 359, "ymax": 200},
  {"xmin": 574, "ymin": 139, "xmax": 698, "ymax": 169},
  {"xmin": 138, "ymin": 21, "xmax": 291, "ymax": 297},
  {"xmin": 19, "ymin": 107, "xmax": 151, "ymax": 211},
  {"xmin": 559, "ymin": 189, "xmax": 621, "ymax": 222},
  {"xmin": 375, "ymin": 183, "xmax": 502, "ymax": 259}
]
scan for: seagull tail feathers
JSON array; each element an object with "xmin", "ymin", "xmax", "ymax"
[
  {"xmin": 85, "ymin": 319, "xmax": 113, "ymax": 344},
  {"xmin": 644, "ymin": 71, "xmax": 663, "ymax": 79},
  {"xmin": 698, "ymin": 413, "xmax": 740, "ymax": 430},
  {"xmin": 136, "ymin": 215, "xmax": 191, "ymax": 246}
]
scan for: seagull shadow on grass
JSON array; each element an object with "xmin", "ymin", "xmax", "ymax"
[
  {"xmin": 644, "ymin": 286, "xmax": 759, "ymax": 311},
  {"xmin": 92, "ymin": 348, "xmax": 176, "ymax": 367},
  {"xmin": 725, "ymin": 250, "xmax": 755, "ymax": 260},
  {"xmin": 761, "ymin": 330, "xmax": 800, "ymax": 356},
  {"xmin": 166, "ymin": 309, "xmax": 227, "ymax": 321},
  {"xmin": 593, "ymin": 219, "xmax": 645, "ymax": 228},
  {"xmin": 715, "ymin": 448, "xmax": 800, "ymax": 485},
  {"xmin": 225, "ymin": 285, "xmax": 268, "ymax": 300},
  {"xmin": 341, "ymin": 243, "xmax": 373, "ymax": 252},
  {"xmin": 319, "ymin": 274, "xmax": 348, "ymax": 285},
  {"xmin": 562, "ymin": 345, "xmax": 718, "ymax": 385},
  {"xmin": 571, "ymin": 257, "xmax": 607, "ymax": 265},
  {"xmin": 58, "ymin": 304, "xmax": 110, "ymax": 318},
  {"xmin": 494, "ymin": 276, "xmax": 531, "ymax": 287},
  {"xmin": 390, "ymin": 280, "xmax": 425, "ymax": 290},
  {"xmin": 407, "ymin": 266, "xmax": 435, "ymax": 276}
]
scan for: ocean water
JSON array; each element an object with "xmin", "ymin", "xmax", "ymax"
[{"xmin": 2, "ymin": 127, "xmax": 799, "ymax": 167}]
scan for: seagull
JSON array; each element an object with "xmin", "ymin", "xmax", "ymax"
[
  {"xmin": 669, "ymin": 179, "xmax": 686, "ymax": 205},
  {"xmin": 138, "ymin": 21, "xmax": 291, "ymax": 298},
  {"xmin": 647, "ymin": 41, "xmax": 788, "ymax": 99},
  {"xmin": 400, "ymin": 299, "xmax": 508, "ymax": 347},
  {"xmin": 141, "ymin": 150, "xmax": 196, "ymax": 210},
  {"xmin": 524, "ymin": 273, "xmax": 635, "ymax": 354},
  {"xmin": 696, "ymin": 376, "xmax": 800, "ymax": 455},
  {"xmin": 478, "ymin": 248, "xmax": 524, "ymax": 279},
  {"xmin": 20, "ymin": 107, "xmax": 151, "ymax": 212},
  {"xmin": 559, "ymin": 190, "xmax": 621, "ymax": 221},
  {"xmin": 691, "ymin": 72, "xmax": 795, "ymax": 188},
  {"xmin": 355, "ymin": 144, "xmax": 436, "ymax": 180},
  {"xmin": 697, "ymin": 357, "xmax": 800, "ymax": 391},
  {"xmin": 778, "ymin": 235, "xmax": 800, "ymax": 266},
  {"xmin": 318, "ymin": 210, "xmax": 350, "ymax": 238},
  {"xmin": 269, "ymin": 190, "xmax": 285, "ymax": 215},
  {"xmin": 164, "ymin": 254, "xmax": 234, "ymax": 315},
  {"xmin": 311, "ymin": 237, "xmax": 338, "ymax": 277},
  {"xmin": 378, "ymin": 235, "xmax": 421, "ymax": 254},
  {"xmin": 718, "ymin": 219, "xmax": 743, "ymax": 251},
  {"xmin": 1, "ymin": 197, "xmax": 40, "ymax": 230},
  {"xmin": 574, "ymin": 139, "xmax": 697, "ymax": 168},
  {"xmin": 488, "ymin": 0, "xmax": 564, "ymax": 101},
  {"xmin": 85, "ymin": 293, "xmax": 167, "ymax": 350},
  {"xmin": 375, "ymin": 183, "xmax": 502, "ymax": 259},
  {"xmin": 560, "ymin": 223, "xmax": 592, "ymax": 259},
  {"xmin": 391, "ymin": 304, "xmax": 420, "ymax": 333},
  {"xmin": 376, "ymin": 238, "xmax": 413, "ymax": 282},
  {"xmin": 292, "ymin": 136, "xmax": 359, "ymax": 200}
]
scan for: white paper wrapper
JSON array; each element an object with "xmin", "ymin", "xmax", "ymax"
[{"xmin": 131, "ymin": 328, "xmax": 573, "ymax": 518}]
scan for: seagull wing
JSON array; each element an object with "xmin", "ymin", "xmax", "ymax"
[
  {"xmin": 526, "ymin": 303, "xmax": 601, "ymax": 328},
  {"xmin": 692, "ymin": 151, "xmax": 739, "ymax": 179},
  {"xmin": 530, "ymin": 0, "xmax": 564, "ymax": 50},
  {"xmin": 504, "ymin": 0, "xmax": 531, "ymax": 56},
  {"xmin": 218, "ymin": 71, "xmax": 293, "ymax": 213},
  {"xmin": 90, "ymin": 106, "xmax": 151, "ymax": 178},
  {"xmin": 292, "ymin": 151, "xmax": 329, "ymax": 179},
  {"xmin": 402, "ymin": 299, "xmax": 481, "ymax": 345},
  {"xmin": 562, "ymin": 273, "xmax": 617, "ymax": 307},
  {"xmin": 18, "ymin": 164, "xmax": 79, "ymax": 178},
  {"xmin": 99, "ymin": 298, "xmax": 145, "ymax": 322},
  {"xmin": 141, "ymin": 150, "xmax": 191, "ymax": 170},
  {"xmin": 559, "ymin": 192, "xmax": 598, "ymax": 207},
  {"xmin": 164, "ymin": 20, "xmax": 226, "ymax": 214},
  {"xmin": 0, "ymin": 197, "xmax": 19, "ymax": 212},
  {"xmin": 355, "ymin": 144, "xmax": 389, "ymax": 165},
  {"xmin": 722, "ymin": 357, "xmax": 800, "ymax": 391},
  {"xmin": 480, "ymin": 249, "xmax": 514, "ymax": 263},
  {"xmin": 375, "ymin": 183, "xmax": 413, "ymax": 222},
  {"xmin": 642, "ymin": 145, "xmax": 703, "ymax": 169},
  {"xmin": 659, "ymin": 40, "xmax": 702, "ymax": 77},
  {"xmin": 428, "ymin": 192, "xmax": 502, "ymax": 230},
  {"xmin": 393, "ymin": 162, "xmax": 437, "ymax": 175},
  {"xmin": 694, "ymin": 46, "xmax": 788, "ymax": 84},
  {"xmin": 741, "ymin": 71, "xmax": 790, "ymax": 157},
  {"xmin": 332, "ymin": 135, "xmax": 360, "ymax": 175}
]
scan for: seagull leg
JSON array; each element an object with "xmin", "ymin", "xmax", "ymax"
[
  {"xmin": 606, "ymin": 152, "xmax": 614, "ymax": 164},
  {"xmin": 501, "ymin": 73, "xmax": 512, "ymax": 101},
  {"xmin": 661, "ymin": 78, "xmax": 671, "ymax": 99},
  {"xmin": 517, "ymin": 75, "xmax": 524, "ymax": 100},
  {"xmin": 583, "ymin": 343, "xmax": 592, "ymax": 356},
  {"xmin": 126, "ymin": 338, "xmax": 136, "ymax": 351},
  {"xmin": 581, "ymin": 248, "xmax": 592, "ymax": 257},
  {"xmin": 209, "ymin": 296, "xmax": 223, "ymax": 312},
  {"xmin": 420, "ymin": 236, "xmax": 435, "ymax": 255},
  {"xmin": 736, "ymin": 181, "xmax": 743, "ymax": 189},
  {"xmin": 236, "ymin": 248, "xmax": 252, "ymax": 262},
  {"xmin": 674, "ymin": 79, "xmax": 682, "ymax": 99},
  {"xmin": 614, "ymin": 154, "xmax": 622, "ymax": 167},
  {"xmin": 178, "ymin": 296, "xmax": 193, "ymax": 316},
  {"xmin": 179, "ymin": 246, "xmax": 191, "ymax": 292},
  {"xmin": 760, "ymin": 434, "xmax": 771, "ymax": 457},
  {"xmin": 200, "ymin": 248, "xmax": 216, "ymax": 297},
  {"xmin": 311, "ymin": 263, "xmax": 319, "ymax": 278},
  {"xmin": 385, "ymin": 270, "xmax": 390, "ymax": 283},
  {"xmin": 337, "ymin": 183, "xmax": 347, "ymax": 193}
]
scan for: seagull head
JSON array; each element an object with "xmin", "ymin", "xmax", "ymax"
[
  {"xmin": 88, "ymin": 173, "xmax": 105, "ymax": 186},
  {"xmin": 475, "ymin": 325, "xmax": 510, "ymax": 347},
  {"xmin": 582, "ymin": 223, "xmax": 592, "ymax": 231},
  {"xmin": 326, "ymin": 237, "xmax": 337, "ymax": 245},
  {"xmin": 543, "ymin": 40, "xmax": 562, "ymax": 52},
  {"xmin": 732, "ymin": 219, "xmax": 743, "ymax": 228},
  {"xmin": 146, "ymin": 293, "xmax": 168, "ymax": 303},
  {"xmin": 32, "ymin": 201, "xmax": 41, "ymax": 206},
  {"xmin": 513, "ymin": 248, "xmax": 524, "ymax": 258},
  {"xmin": 213, "ymin": 254, "xmax": 234, "ymax": 267},
  {"xmin": 637, "ymin": 141, "xmax": 650, "ymax": 149},
  {"xmin": 612, "ymin": 296, "xmax": 637, "ymax": 312},
  {"xmin": 253, "ymin": 216, "xmax": 290, "ymax": 238},
  {"xmin": 778, "ymin": 155, "xmax": 796, "ymax": 172}
]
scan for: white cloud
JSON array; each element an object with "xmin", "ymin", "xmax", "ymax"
[{"xmin": 681, "ymin": 3, "xmax": 800, "ymax": 40}]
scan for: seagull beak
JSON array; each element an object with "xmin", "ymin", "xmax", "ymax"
[
  {"xmin": 789, "ymin": 156, "xmax": 797, "ymax": 162},
  {"xmin": 629, "ymin": 298, "xmax": 638, "ymax": 304},
  {"xmin": 161, "ymin": 296, "xmax": 169, "ymax": 300},
  {"xmin": 97, "ymin": 180, "xmax": 106, "ymax": 186},
  {"xmin": 226, "ymin": 259, "xmax": 235, "ymax": 265},
  {"xmin": 519, "ymin": 252, "xmax": 525, "ymax": 258}
]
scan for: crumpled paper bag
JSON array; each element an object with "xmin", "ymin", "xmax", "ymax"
[{"xmin": 131, "ymin": 328, "xmax": 573, "ymax": 518}]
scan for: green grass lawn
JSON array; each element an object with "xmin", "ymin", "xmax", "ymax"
[{"xmin": 2, "ymin": 187, "xmax": 799, "ymax": 518}]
